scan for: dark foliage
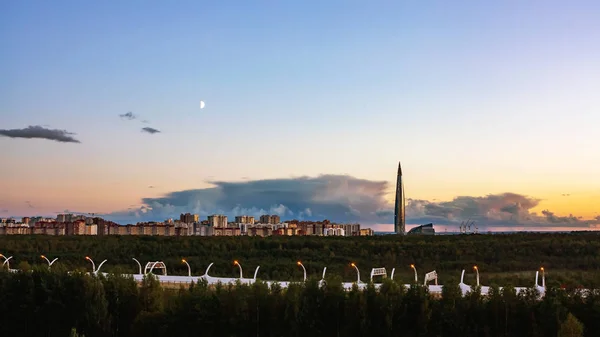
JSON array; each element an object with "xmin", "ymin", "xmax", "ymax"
[
  {"xmin": 0, "ymin": 270, "xmax": 599, "ymax": 337},
  {"xmin": 0, "ymin": 233, "xmax": 599, "ymax": 287}
]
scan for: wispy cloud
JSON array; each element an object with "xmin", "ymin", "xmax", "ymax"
[
  {"xmin": 104, "ymin": 175, "xmax": 599, "ymax": 229},
  {"xmin": 25, "ymin": 201, "xmax": 35, "ymax": 209},
  {"xmin": 141, "ymin": 127, "xmax": 160, "ymax": 134},
  {"xmin": 0, "ymin": 125, "xmax": 80, "ymax": 143},
  {"xmin": 119, "ymin": 112, "xmax": 137, "ymax": 120}
]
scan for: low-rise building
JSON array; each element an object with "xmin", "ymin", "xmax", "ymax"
[{"xmin": 213, "ymin": 227, "xmax": 241, "ymax": 236}]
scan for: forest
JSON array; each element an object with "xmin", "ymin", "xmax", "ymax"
[
  {"xmin": 0, "ymin": 269, "xmax": 597, "ymax": 337},
  {"xmin": 1, "ymin": 232, "xmax": 599, "ymax": 287}
]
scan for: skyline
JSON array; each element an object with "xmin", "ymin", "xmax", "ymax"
[{"xmin": 2, "ymin": 1, "xmax": 600, "ymax": 232}]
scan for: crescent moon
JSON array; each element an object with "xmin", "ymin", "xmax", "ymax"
[{"xmin": 200, "ymin": 101, "xmax": 205, "ymax": 109}]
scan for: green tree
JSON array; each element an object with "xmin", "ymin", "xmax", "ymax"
[
  {"xmin": 557, "ymin": 313, "xmax": 584, "ymax": 337},
  {"xmin": 70, "ymin": 327, "xmax": 86, "ymax": 337},
  {"xmin": 139, "ymin": 273, "xmax": 163, "ymax": 312}
]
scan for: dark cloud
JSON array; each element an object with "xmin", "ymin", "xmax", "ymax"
[
  {"xmin": 148, "ymin": 186, "xmax": 155, "ymax": 188},
  {"xmin": 105, "ymin": 175, "xmax": 599, "ymax": 229},
  {"xmin": 106, "ymin": 175, "xmax": 390, "ymax": 224},
  {"xmin": 407, "ymin": 193, "xmax": 598, "ymax": 228},
  {"xmin": 1, "ymin": 209, "xmax": 8, "ymax": 213},
  {"xmin": 0, "ymin": 125, "xmax": 80, "ymax": 143},
  {"xmin": 119, "ymin": 112, "xmax": 137, "ymax": 120},
  {"xmin": 141, "ymin": 127, "xmax": 160, "ymax": 134},
  {"xmin": 562, "ymin": 194, "xmax": 570, "ymax": 197}
]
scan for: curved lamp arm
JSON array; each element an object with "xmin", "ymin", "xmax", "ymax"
[
  {"xmin": 351, "ymin": 263, "xmax": 361, "ymax": 283},
  {"xmin": 0, "ymin": 255, "xmax": 13, "ymax": 269},
  {"xmin": 85, "ymin": 256, "xmax": 96, "ymax": 272},
  {"xmin": 204, "ymin": 262, "xmax": 214, "ymax": 276},
  {"xmin": 96, "ymin": 259, "xmax": 108, "ymax": 274},
  {"xmin": 234, "ymin": 260, "xmax": 243, "ymax": 279},
  {"xmin": 132, "ymin": 258, "xmax": 143, "ymax": 275},
  {"xmin": 297, "ymin": 261, "xmax": 307, "ymax": 281},
  {"xmin": 182, "ymin": 259, "xmax": 191, "ymax": 277}
]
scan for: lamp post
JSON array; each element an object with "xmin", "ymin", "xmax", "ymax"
[
  {"xmin": 540, "ymin": 267, "xmax": 545, "ymax": 288},
  {"xmin": 41, "ymin": 255, "xmax": 58, "ymax": 268},
  {"xmin": 182, "ymin": 259, "xmax": 191, "ymax": 277},
  {"xmin": 473, "ymin": 266, "xmax": 480, "ymax": 286},
  {"xmin": 350, "ymin": 263, "xmax": 361, "ymax": 283},
  {"xmin": 297, "ymin": 261, "xmax": 307, "ymax": 281},
  {"xmin": 0, "ymin": 254, "xmax": 13, "ymax": 269},
  {"xmin": 85, "ymin": 256, "xmax": 107, "ymax": 274},
  {"xmin": 234, "ymin": 260, "xmax": 243, "ymax": 278},
  {"xmin": 410, "ymin": 264, "xmax": 418, "ymax": 283},
  {"xmin": 132, "ymin": 258, "xmax": 142, "ymax": 275}
]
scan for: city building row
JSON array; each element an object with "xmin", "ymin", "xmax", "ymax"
[{"xmin": 0, "ymin": 213, "xmax": 374, "ymax": 237}]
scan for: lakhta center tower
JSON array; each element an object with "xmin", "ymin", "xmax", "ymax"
[{"xmin": 394, "ymin": 161, "xmax": 406, "ymax": 235}]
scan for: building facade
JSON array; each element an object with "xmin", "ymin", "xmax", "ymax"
[
  {"xmin": 208, "ymin": 214, "xmax": 228, "ymax": 227},
  {"xmin": 259, "ymin": 214, "xmax": 280, "ymax": 224},
  {"xmin": 234, "ymin": 215, "xmax": 255, "ymax": 224}
]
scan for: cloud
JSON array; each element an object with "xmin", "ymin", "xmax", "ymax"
[
  {"xmin": 406, "ymin": 193, "xmax": 599, "ymax": 228},
  {"xmin": 104, "ymin": 175, "xmax": 599, "ymax": 229},
  {"xmin": 25, "ymin": 201, "xmax": 35, "ymax": 209},
  {"xmin": 562, "ymin": 194, "xmax": 570, "ymax": 197},
  {"xmin": 141, "ymin": 127, "xmax": 160, "ymax": 134},
  {"xmin": 119, "ymin": 112, "xmax": 137, "ymax": 120},
  {"xmin": 0, "ymin": 125, "xmax": 80, "ymax": 143},
  {"xmin": 148, "ymin": 186, "xmax": 155, "ymax": 189},
  {"xmin": 106, "ymin": 175, "xmax": 390, "ymax": 224}
]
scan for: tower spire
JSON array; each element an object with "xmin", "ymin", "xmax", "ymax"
[{"xmin": 394, "ymin": 161, "xmax": 405, "ymax": 235}]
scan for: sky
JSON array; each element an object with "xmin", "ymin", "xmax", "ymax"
[{"xmin": 1, "ymin": 0, "xmax": 599, "ymax": 231}]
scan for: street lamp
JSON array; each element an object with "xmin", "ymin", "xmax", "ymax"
[
  {"xmin": 473, "ymin": 266, "xmax": 480, "ymax": 286},
  {"xmin": 350, "ymin": 263, "xmax": 361, "ymax": 283},
  {"xmin": 410, "ymin": 264, "xmax": 418, "ymax": 283},
  {"xmin": 540, "ymin": 267, "xmax": 545, "ymax": 288},
  {"xmin": 234, "ymin": 260, "xmax": 243, "ymax": 278},
  {"xmin": 85, "ymin": 256, "xmax": 107, "ymax": 274},
  {"xmin": 40, "ymin": 255, "xmax": 58, "ymax": 268},
  {"xmin": 132, "ymin": 258, "xmax": 142, "ymax": 275},
  {"xmin": 297, "ymin": 261, "xmax": 307, "ymax": 281},
  {"xmin": 0, "ymin": 254, "xmax": 13, "ymax": 269},
  {"xmin": 182, "ymin": 259, "xmax": 191, "ymax": 277}
]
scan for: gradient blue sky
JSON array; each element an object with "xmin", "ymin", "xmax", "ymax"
[{"xmin": 1, "ymin": 1, "xmax": 599, "ymax": 230}]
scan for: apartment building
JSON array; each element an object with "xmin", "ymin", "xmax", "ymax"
[
  {"xmin": 180, "ymin": 213, "xmax": 199, "ymax": 223},
  {"xmin": 213, "ymin": 227, "xmax": 241, "ymax": 236},
  {"xmin": 234, "ymin": 215, "xmax": 255, "ymax": 224},
  {"xmin": 259, "ymin": 214, "xmax": 280, "ymax": 224},
  {"xmin": 208, "ymin": 214, "xmax": 228, "ymax": 227}
]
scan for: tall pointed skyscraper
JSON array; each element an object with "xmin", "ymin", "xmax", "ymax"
[{"xmin": 394, "ymin": 161, "xmax": 406, "ymax": 235}]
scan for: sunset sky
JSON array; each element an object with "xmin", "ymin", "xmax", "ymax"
[{"xmin": 1, "ymin": 1, "xmax": 599, "ymax": 231}]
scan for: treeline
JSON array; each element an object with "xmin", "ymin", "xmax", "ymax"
[
  {"xmin": 0, "ymin": 269, "xmax": 597, "ymax": 337},
  {"xmin": 1, "ymin": 232, "xmax": 599, "ymax": 287}
]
